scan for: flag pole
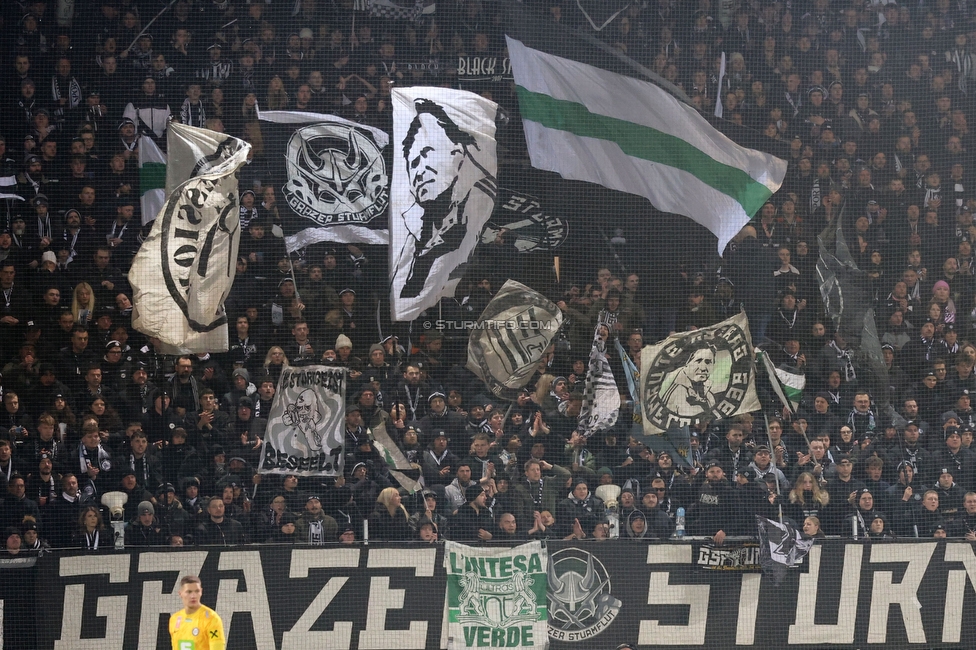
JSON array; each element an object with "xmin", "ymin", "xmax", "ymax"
[
  {"xmin": 125, "ymin": 0, "xmax": 179, "ymax": 53},
  {"xmin": 763, "ymin": 411, "xmax": 784, "ymax": 525}
]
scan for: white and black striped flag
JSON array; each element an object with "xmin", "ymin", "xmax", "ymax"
[
  {"xmin": 756, "ymin": 516, "xmax": 814, "ymax": 585},
  {"xmin": 578, "ymin": 324, "xmax": 619, "ymax": 437}
]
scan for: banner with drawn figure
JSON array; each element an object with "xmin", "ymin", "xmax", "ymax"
[
  {"xmin": 258, "ymin": 110, "xmax": 390, "ymax": 251},
  {"xmin": 258, "ymin": 366, "xmax": 345, "ymax": 477},
  {"xmin": 466, "ymin": 280, "xmax": 564, "ymax": 401},
  {"xmin": 640, "ymin": 312, "xmax": 760, "ymax": 435},
  {"xmin": 445, "ymin": 540, "xmax": 549, "ymax": 650},
  {"xmin": 390, "ymin": 86, "xmax": 498, "ymax": 321}
]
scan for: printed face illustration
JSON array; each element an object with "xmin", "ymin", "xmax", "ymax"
[{"xmin": 407, "ymin": 113, "xmax": 464, "ymax": 203}]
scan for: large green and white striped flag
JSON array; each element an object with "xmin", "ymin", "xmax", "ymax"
[
  {"xmin": 506, "ymin": 35, "xmax": 788, "ymax": 253},
  {"xmin": 138, "ymin": 136, "xmax": 166, "ymax": 226}
]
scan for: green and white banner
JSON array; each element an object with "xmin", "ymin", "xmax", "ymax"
[{"xmin": 445, "ymin": 540, "xmax": 549, "ymax": 649}]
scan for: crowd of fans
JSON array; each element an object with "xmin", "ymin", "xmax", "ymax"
[{"xmin": 6, "ymin": 0, "xmax": 976, "ymax": 554}]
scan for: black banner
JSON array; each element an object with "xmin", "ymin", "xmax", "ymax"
[
  {"xmin": 692, "ymin": 540, "xmax": 763, "ymax": 571},
  {"xmin": 18, "ymin": 540, "xmax": 976, "ymax": 649}
]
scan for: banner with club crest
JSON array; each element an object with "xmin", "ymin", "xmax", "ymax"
[
  {"xmin": 640, "ymin": 312, "xmax": 760, "ymax": 435},
  {"xmin": 466, "ymin": 280, "xmax": 564, "ymax": 401},
  {"xmin": 258, "ymin": 110, "xmax": 390, "ymax": 251},
  {"xmin": 445, "ymin": 540, "xmax": 549, "ymax": 650},
  {"xmin": 258, "ymin": 365, "xmax": 346, "ymax": 477}
]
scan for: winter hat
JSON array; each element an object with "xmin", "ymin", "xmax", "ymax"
[{"xmin": 465, "ymin": 484, "xmax": 485, "ymax": 503}]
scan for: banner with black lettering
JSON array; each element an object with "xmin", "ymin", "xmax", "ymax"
[
  {"xmin": 258, "ymin": 110, "xmax": 390, "ymax": 251},
  {"xmin": 481, "ymin": 188, "xmax": 569, "ymax": 253},
  {"xmin": 390, "ymin": 86, "xmax": 498, "ymax": 321},
  {"xmin": 445, "ymin": 541, "xmax": 548, "ymax": 650},
  {"xmin": 258, "ymin": 365, "xmax": 345, "ymax": 477},
  {"xmin": 640, "ymin": 312, "xmax": 760, "ymax": 435},
  {"xmin": 128, "ymin": 123, "xmax": 251, "ymax": 354},
  {"xmin": 466, "ymin": 280, "xmax": 564, "ymax": 401},
  {"xmin": 457, "ymin": 55, "xmax": 513, "ymax": 86}
]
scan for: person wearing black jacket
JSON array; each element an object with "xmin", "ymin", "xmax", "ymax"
[
  {"xmin": 637, "ymin": 491, "xmax": 676, "ymax": 538},
  {"xmin": 367, "ymin": 487, "xmax": 412, "ymax": 541},
  {"xmin": 450, "ymin": 484, "xmax": 494, "ymax": 542},
  {"xmin": 126, "ymin": 501, "xmax": 166, "ymax": 546},
  {"xmin": 0, "ymin": 262, "xmax": 31, "ymax": 364},
  {"xmin": 884, "ymin": 460, "xmax": 922, "ymax": 521},
  {"xmin": 948, "ymin": 492, "xmax": 976, "ymax": 539},
  {"xmin": 194, "ymin": 497, "xmax": 246, "ymax": 546},
  {"xmin": 884, "ymin": 422, "xmax": 932, "ymax": 484},
  {"xmin": 688, "ymin": 461, "xmax": 738, "ymax": 544},
  {"xmin": 554, "ymin": 480, "xmax": 606, "ymax": 539},
  {"xmin": 420, "ymin": 431, "xmax": 460, "ymax": 486},
  {"xmin": 822, "ymin": 454, "xmax": 865, "ymax": 533},
  {"xmin": 703, "ymin": 425, "xmax": 753, "ymax": 479}
]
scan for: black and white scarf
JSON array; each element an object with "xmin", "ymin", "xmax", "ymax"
[
  {"xmin": 51, "ymin": 75, "xmax": 82, "ymax": 120},
  {"xmin": 79, "ymin": 444, "xmax": 112, "ymax": 477},
  {"xmin": 829, "ymin": 340, "xmax": 856, "ymax": 381},
  {"xmin": 307, "ymin": 519, "xmax": 325, "ymax": 544},
  {"xmin": 180, "ymin": 99, "xmax": 207, "ymax": 128}
]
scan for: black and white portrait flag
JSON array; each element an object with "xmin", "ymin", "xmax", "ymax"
[
  {"xmin": 258, "ymin": 366, "xmax": 346, "ymax": 477},
  {"xmin": 640, "ymin": 312, "xmax": 760, "ymax": 434},
  {"xmin": 128, "ymin": 123, "xmax": 251, "ymax": 354},
  {"xmin": 259, "ymin": 110, "xmax": 390, "ymax": 251},
  {"xmin": 466, "ymin": 280, "xmax": 563, "ymax": 401},
  {"xmin": 390, "ymin": 87, "xmax": 498, "ymax": 322}
]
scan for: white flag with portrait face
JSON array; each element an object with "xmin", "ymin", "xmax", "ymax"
[
  {"xmin": 390, "ymin": 87, "xmax": 498, "ymax": 322},
  {"xmin": 640, "ymin": 312, "xmax": 760, "ymax": 434}
]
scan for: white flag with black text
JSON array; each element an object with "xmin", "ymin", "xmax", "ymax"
[
  {"xmin": 390, "ymin": 87, "xmax": 498, "ymax": 321},
  {"xmin": 128, "ymin": 123, "xmax": 250, "ymax": 354}
]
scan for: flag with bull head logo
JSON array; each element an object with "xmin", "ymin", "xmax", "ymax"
[
  {"xmin": 258, "ymin": 365, "xmax": 346, "ymax": 477},
  {"xmin": 128, "ymin": 123, "xmax": 251, "ymax": 354},
  {"xmin": 258, "ymin": 110, "xmax": 391, "ymax": 251}
]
